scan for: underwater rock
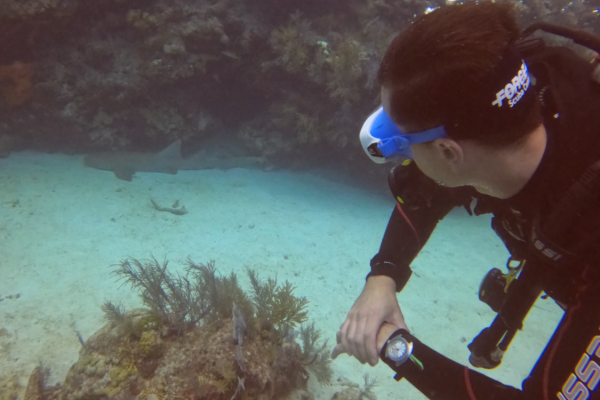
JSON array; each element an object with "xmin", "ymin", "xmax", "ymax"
[
  {"xmin": 0, "ymin": 374, "xmax": 22, "ymax": 400},
  {"xmin": 23, "ymin": 367, "xmax": 43, "ymax": 400},
  {"xmin": 286, "ymin": 388, "xmax": 315, "ymax": 400},
  {"xmin": 41, "ymin": 308, "xmax": 314, "ymax": 400}
]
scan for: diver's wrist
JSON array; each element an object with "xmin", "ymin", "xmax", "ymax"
[
  {"xmin": 377, "ymin": 323, "xmax": 400, "ymax": 352},
  {"xmin": 366, "ymin": 275, "xmax": 397, "ymax": 291}
]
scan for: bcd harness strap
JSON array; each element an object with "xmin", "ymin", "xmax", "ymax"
[{"xmin": 468, "ymin": 160, "xmax": 600, "ymax": 370}]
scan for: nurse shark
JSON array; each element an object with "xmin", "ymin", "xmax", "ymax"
[{"xmin": 84, "ymin": 140, "xmax": 266, "ymax": 181}]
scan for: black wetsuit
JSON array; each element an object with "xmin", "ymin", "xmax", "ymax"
[{"xmin": 370, "ymin": 45, "xmax": 600, "ymax": 400}]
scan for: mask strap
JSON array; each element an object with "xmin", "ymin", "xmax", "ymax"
[{"xmin": 378, "ymin": 126, "xmax": 447, "ymax": 157}]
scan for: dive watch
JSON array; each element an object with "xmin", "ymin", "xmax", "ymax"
[
  {"xmin": 385, "ymin": 332, "xmax": 413, "ymax": 366},
  {"xmin": 383, "ymin": 329, "xmax": 423, "ymax": 371}
]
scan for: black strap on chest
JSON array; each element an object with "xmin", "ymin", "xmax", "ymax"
[
  {"xmin": 468, "ymin": 160, "xmax": 600, "ymax": 369},
  {"xmin": 533, "ymin": 160, "xmax": 600, "ymax": 263}
]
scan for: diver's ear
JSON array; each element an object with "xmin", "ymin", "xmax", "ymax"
[{"xmin": 433, "ymin": 138, "xmax": 464, "ymax": 171}]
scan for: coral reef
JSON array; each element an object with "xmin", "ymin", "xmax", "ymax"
[
  {"xmin": 113, "ymin": 257, "xmax": 211, "ymax": 332},
  {"xmin": 0, "ymin": 0, "xmax": 596, "ymax": 166},
  {"xmin": 331, "ymin": 374, "xmax": 378, "ymax": 400},
  {"xmin": 298, "ymin": 323, "xmax": 333, "ymax": 384},
  {"xmin": 247, "ymin": 267, "xmax": 308, "ymax": 330},
  {"xmin": 0, "ymin": 0, "xmax": 77, "ymax": 19},
  {"xmin": 26, "ymin": 257, "xmax": 331, "ymax": 400},
  {"xmin": 0, "ymin": 62, "xmax": 34, "ymax": 106}
]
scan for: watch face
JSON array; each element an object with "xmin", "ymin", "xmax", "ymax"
[{"xmin": 386, "ymin": 336, "xmax": 412, "ymax": 364}]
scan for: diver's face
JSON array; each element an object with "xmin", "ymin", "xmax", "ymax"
[{"xmin": 381, "ymin": 87, "xmax": 464, "ymax": 187}]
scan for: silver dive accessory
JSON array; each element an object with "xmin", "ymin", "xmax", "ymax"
[
  {"xmin": 384, "ymin": 330, "xmax": 424, "ymax": 370},
  {"xmin": 359, "ymin": 107, "xmax": 447, "ymax": 164},
  {"xmin": 385, "ymin": 334, "xmax": 414, "ymax": 366}
]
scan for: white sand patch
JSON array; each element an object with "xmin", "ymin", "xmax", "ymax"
[{"xmin": 0, "ymin": 152, "xmax": 563, "ymax": 399}]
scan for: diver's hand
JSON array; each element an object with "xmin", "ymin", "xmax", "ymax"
[
  {"xmin": 376, "ymin": 322, "xmax": 401, "ymax": 353},
  {"xmin": 332, "ymin": 275, "xmax": 408, "ymax": 366},
  {"xmin": 333, "ymin": 322, "xmax": 403, "ymax": 364}
]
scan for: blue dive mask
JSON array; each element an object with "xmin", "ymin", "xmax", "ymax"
[{"xmin": 359, "ymin": 107, "xmax": 447, "ymax": 164}]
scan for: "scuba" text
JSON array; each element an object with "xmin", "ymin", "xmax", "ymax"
[{"xmin": 491, "ymin": 62, "xmax": 531, "ymax": 108}]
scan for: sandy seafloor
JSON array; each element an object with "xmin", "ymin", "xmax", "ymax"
[{"xmin": 0, "ymin": 151, "xmax": 564, "ymax": 400}]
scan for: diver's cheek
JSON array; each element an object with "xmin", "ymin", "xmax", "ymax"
[{"xmin": 410, "ymin": 145, "xmax": 440, "ymax": 182}]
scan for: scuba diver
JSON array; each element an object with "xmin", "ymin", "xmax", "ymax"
[{"xmin": 331, "ymin": 2, "xmax": 600, "ymax": 399}]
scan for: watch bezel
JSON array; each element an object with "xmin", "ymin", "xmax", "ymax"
[{"xmin": 385, "ymin": 335, "xmax": 413, "ymax": 366}]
